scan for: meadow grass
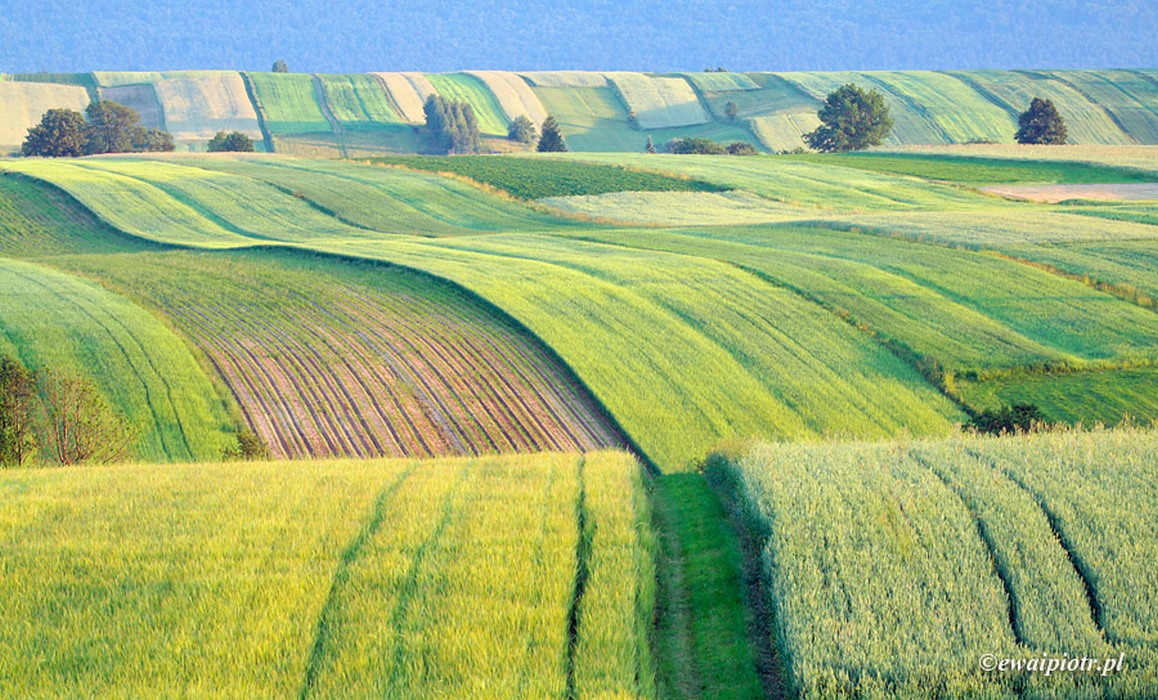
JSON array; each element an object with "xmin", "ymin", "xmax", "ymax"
[
  {"xmin": 316, "ymin": 73, "xmax": 403, "ymax": 125},
  {"xmin": 716, "ymin": 429, "xmax": 1158, "ymax": 698},
  {"xmin": 957, "ymin": 367, "xmax": 1158, "ymax": 428},
  {"xmin": 0, "ymin": 173, "xmax": 159, "ymax": 257},
  {"xmin": 0, "ymin": 258, "xmax": 234, "ymax": 462}
]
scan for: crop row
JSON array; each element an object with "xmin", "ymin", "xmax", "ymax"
[{"xmin": 58, "ymin": 249, "xmax": 623, "ymax": 460}]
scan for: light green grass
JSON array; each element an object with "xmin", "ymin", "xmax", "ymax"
[
  {"xmin": 717, "ymin": 429, "xmax": 1158, "ymax": 698},
  {"xmin": 246, "ymin": 72, "xmax": 331, "ymax": 135},
  {"xmin": 0, "ymin": 452, "xmax": 654, "ymax": 697},
  {"xmin": 1040, "ymin": 70, "xmax": 1158, "ymax": 144},
  {"xmin": 0, "ymin": 258, "xmax": 234, "ymax": 462},
  {"xmin": 426, "ymin": 73, "xmax": 510, "ymax": 136},
  {"xmin": 789, "ymin": 152, "xmax": 1158, "ymax": 184}
]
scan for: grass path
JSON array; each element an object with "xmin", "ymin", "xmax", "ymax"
[{"xmin": 649, "ymin": 473, "xmax": 771, "ymax": 699}]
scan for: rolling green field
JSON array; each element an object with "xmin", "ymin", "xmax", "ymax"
[
  {"xmin": 1, "ymin": 143, "xmax": 1157, "ymax": 698},
  {"xmin": 0, "ymin": 257, "xmax": 234, "ymax": 462},
  {"xmin": 425, "ymin": 73, "xmax": 511, "ymax": 136},
  {"xmin": 0, "ymin": 451, "xmax": 656, "ymax": 698},
  {"xmin": 246, "ymin": 72, "xmax": 332, "ymax": 135},
  {"xmin": 714, "ymin": 429, "xmax": 1158, "ymax": 698}
]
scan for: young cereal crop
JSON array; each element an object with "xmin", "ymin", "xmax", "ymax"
[
  {"xmin": 604, "ymin": 73, "xmax": 710, "ymax": 129},
  {"xmin": 714, "ymin": 429, "xmax": 1158, "ymax": 698}
]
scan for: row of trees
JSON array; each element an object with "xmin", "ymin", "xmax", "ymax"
[
  {"xmin": 0, "ymin": 355, "xmax": 136, "ymax": 467},
  {"xmin": 424, "ymin": 94, "xmax": 483, "ymax": 154},
  {"xmin": 22, "ymin": 101, "xmax": 174, "ymax": 157}
]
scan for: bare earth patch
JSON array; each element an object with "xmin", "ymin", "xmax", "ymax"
[{"xmin": 981, "ymin": 183, "xmax": 1158, "ymax": 203}]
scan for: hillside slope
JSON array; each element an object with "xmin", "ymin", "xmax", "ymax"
[{"xmin": 3, "ymin": 69, "xmax": 1157, "ymax": 153}]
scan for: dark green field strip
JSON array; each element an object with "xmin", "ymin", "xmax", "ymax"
[
  {"xmin": 958, "ymin": 367, "xmax": 1158, "ymax": 427},
  {"xmin": 0, "ymin": 173, "xmax": 160, "ymax": 257},
  {"xmin": 651, "ymin": 473, "xmax": 770, "ymax": 699},
  {"xmin": 370, "ymin": 155, "xmax": 727, "ymax": 200},
  {"xmin": 787, "ymin": 152, "xmax": 1158, "ymax": 185}
]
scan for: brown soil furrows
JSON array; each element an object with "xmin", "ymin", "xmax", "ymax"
[
  {"xmin": 235, "ymin": 336, "xmax": 337, "ymax": 457},
  {"xmin": 336, "ymin": 296, "xmax": 508, "ymax": 452},
  {"xmin": 307, "ymin": 296, "xmax": 477, "ymax": 454},
  {"xmin": 171, "ymin": 305, "xmax": 310, "ymax": 457},
  {"xmin": 422, "ymin": 301, "xmax": 618, "ymax": 449},
  {"xmin": 229, "ymin": 310, "xmax": 368, "ymax": 457}
]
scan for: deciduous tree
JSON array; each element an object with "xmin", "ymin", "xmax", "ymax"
[
  {"xmin": 0, "ymin": 355, "xmax": 38, "ymax": 467},
  {"xmin": 805, "ymin": 83, "xmax": 893, "ymax": 152},
  {"xmin": 21, "ymin": 108, "xmax": 87, "ymax": 157},
  {"xmin": 207, "ymin": 130, "xmax": 256, "ymax": 152},
  {"xmin": 38, "ymin": 369, "xmax": 136, "ymax": 465},
  {"xmin": 507, "ymin": 115, "xmax": 537, "ymax": 144}
]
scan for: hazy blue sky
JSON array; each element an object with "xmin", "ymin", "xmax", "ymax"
[{"xmin": 2, "ymin": 0, "xmax": 1155, "ymax": 72}]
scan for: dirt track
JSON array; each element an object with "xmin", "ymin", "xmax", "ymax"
[{"xmin": 982, "ymin": 183, "xmax": 1158, "ymax": 203}]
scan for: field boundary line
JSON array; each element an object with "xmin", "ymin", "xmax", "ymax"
[
  {"xmin": 311, "ymin": 74, "xmax": 348, "ymax": 158},
  {"xmin": 298, "ymin": 461, "xmax": 419, "ymax": 699},
  {"xmin": 1018, "ymin": 70, "xmax": 1138, "ymax": 145},
  {"xmin": 240, "ymin": 72, "xmax": 276, "ymax": 153}
]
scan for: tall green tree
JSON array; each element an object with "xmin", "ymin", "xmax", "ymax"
[
  {"xmin": 805, "ymin": 83, "xmax": 893, "ymax": 152},
  {"xmin": 21, "ymin": 108, "xmax": 87, "ymax": 157},
  {"xmin": 272, "ymin": 59, "xmax": 289, "ymax": 73},
  {"xmin": 84, "ymin": 100, "xmax": 141, "ymax": 154},
  {"xmin": 0, "ymin": 355, "xmax": 38, "ymax": 467},
  {"xmin": 537, "ymin": 116, "xmax": 567, "ymax": 153},
  {"xmin": 423, "ymin": 94, "xmax": 481, "ymax": 154},
  {"xmin": 1015, "ymin": 97, "xmax": 1067, "ymax": 145}
]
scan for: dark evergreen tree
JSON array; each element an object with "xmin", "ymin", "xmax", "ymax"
[
  {"xmin": 537, "ymin": 116, "xmax": 567, "ymax": 152},
  {"xmin": 646, "ymin": 135, "xmax": 656, "ymax": 154},
  {"xmin": 804, "ymin": 84, "xmax": 893, "ymax": 152},
  {"xmin": 21, "ymin": 108, "xmax": 87, "ymax": 157},
  {"xmin": 1015, "ymin": 97, "xmax": 1067, "ymax": 145}
]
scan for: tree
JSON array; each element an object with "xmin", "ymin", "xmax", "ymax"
[
  {"xmin": 804, "ymin": 83, "xmax": 893, "ymax": 153},
  {"xmin": 207, "ymin": 130, "xmax": 256, "ymax": 152},
  {"xmin": 507, "ymin": 115, "xmax": 538, "ymax": 144},
  {"xmin": 133, "ymin": 127, "xmax": 175, "ymax": 152},
  {"xmin": 423, "ymin": 94, "xmax": 481, "ymax": 154},
  {"xmin": 85, "ymin": 100, "xmax": 142, "ymax": 154},
  {"xmin": 1015, "ymin": 97, "xmax": 1067, "ymax": 145},
  {"xmin": 724, "ymin": 101, "xmax": 739, "ymax": 122},
  {"xmin": 664, "ymin": 137, "xmax": 726, "ymax": 154},
  {"xmin": 21, "ymin": 108, "xmax": 87, "ymax": 157},
  {"xmin": 646, "ymin": 135, "xmax": 656, "ymax": 154},
  {"xmin": 38, "ymin": 369, "xmax": 136, "ymax": 465},
  {"xmin": 0, "ymin": 355, "xmax": 38, "ymax": 467},
  {"xmin": 970, "ymin": 403, "xmax": 1046, "ymax": 435},
  {"xmin": 272, "ymin": 59, "xmax": 288, "ymax": 73},
  {"xmin": 537, "ymin": 116, "xmax": 567, "ymax": 152},
  {"xmin": 627, "ymin": 109, "xmax": 639, "ymax": 129},
  {"xmin": 726, "ymin": 141, "xmax": 758, "ymax": 155},
  {"xmin": 223, "ymin": 427, "xmax": 270, "ymax": 460}
]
